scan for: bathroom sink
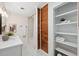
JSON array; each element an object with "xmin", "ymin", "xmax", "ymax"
[{"xmin": 0, "ymin": 36, "xmax": 23, "ymax": 49}]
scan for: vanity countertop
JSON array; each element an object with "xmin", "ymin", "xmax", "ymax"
[{"xmin": 0, "ymin": 36, "xmax": 23, "ymax": 50}]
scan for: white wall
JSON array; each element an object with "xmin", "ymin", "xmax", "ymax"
[
  {"xmin": 34, "ymin": 8, "xmax": 38, "ymax": 51},
  {"xmin": 27, "ymin": 15, "xmax": 35, "ymax": 50},
  {"xmin": 28, "ymin": 16, "xmax": 34, "ymax": 40},
  {"xmin": 28, "ymin": 14, "xmax": 37, "ymax": 49},
  {"xmin": 48, "ymin": 2, "xmax": 63, "ymax": 56},
  {"xmin": 6, "ymin": 8, "xmax": 38, "ymax": 56},
  {"xmin": 6, "ymin": 12, "xmax": 28, "ymax": 40},
  {"xmin": 6, "ymin": 13, "xmax": 29, "ymax": 56},
  {"xmin": 26, "ymin": 8, "xmax": 38, "ymax": 55},
  {"xmin": 77, "ymin": 2, "xmax": 79, "ymax": 56}
]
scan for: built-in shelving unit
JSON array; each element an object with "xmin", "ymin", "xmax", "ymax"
[
  {"xmin": 56, "ymin": 48, "xmax": 76, "ymax": 56},
  {"xmin": 56, "ymin": 41, "xmax": 77, "ymax": 48},
  {"xmin": 54, "ymin": 2, "xmax": 78, "ymax": 56},
  {"xmin": 56, "ymin": 22, "xmax": 77, "ymax": 25},
  {"xmin": 56, "ymin": 9, "xmax": 77, "ymax": 17},
  {"xmin": 56, "ymin": 32, "xmax": 77, "ymax": 35}
]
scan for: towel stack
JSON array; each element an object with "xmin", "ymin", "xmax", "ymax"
[{"xmin": 56, "ymin": 36, "xmax": 65, "ymax": 42}]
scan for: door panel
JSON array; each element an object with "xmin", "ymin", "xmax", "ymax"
[
  {"xmin": 41, "ymin": 4, "xmax": 48, "ymax": 53},
  {"xmin": 38, "ymin": 8, "xmax": 41, "ymax": 49}
]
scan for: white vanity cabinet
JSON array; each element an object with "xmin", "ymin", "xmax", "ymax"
[{"xmin": 0, "ymin": 36, "xmax": 23, "ymax": 56}]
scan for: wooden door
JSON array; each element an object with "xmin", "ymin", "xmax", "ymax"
[
  {"xmin": 41, "ymin": 4, "xmax": 48, "ymax": 53},
  {"xmin": 38, "ymin": 8, "xmax": 41, "ymax": 49}
]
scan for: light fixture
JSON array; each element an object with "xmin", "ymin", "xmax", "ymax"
[
  {"xmin": 0, "ymin": 8, "xmax": 8, "ymax": 17},
  {"xmin": 3, "ymin": 11, "xmax": 8, "ymax": 17}
]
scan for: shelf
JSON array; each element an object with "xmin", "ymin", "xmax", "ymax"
[
  {"xmin": 56, "ymin": 9, "xmax": 77, "ymax": 17},
  {"xmin": 56, "ymin": 32, "xmax": 77, "ymax": 35},
  {"xmin": 56, "ymin": 22, "xmax": 77, "ymax": 25},
  {"xmin": 55, "ymin": 2, "xmax": 77, "ymax": 56},
  {"xmin": 56, "ymin": 41, "xmax": 77, "ymax": 48},
  {"xmin": 56, "ymin": 48, "xmax": 76, "ymax": 56}
]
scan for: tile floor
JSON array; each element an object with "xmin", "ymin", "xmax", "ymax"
[{"xmin": 21, "ymin": 37, "xmax": 48, "ymax": 56}]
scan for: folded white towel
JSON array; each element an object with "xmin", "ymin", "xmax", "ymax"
[{"xmin": 56, "ymin": 36, "xmax": 65, "ymax": 42}]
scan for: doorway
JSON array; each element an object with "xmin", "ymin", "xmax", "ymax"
[{"xmin": 38, "ymin": 4, "xmax": 48, "ymax": 53}]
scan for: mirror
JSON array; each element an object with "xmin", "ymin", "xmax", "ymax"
[{"xmin": 2, "ymin": 14, "xmax": 7, "ymax": 34}]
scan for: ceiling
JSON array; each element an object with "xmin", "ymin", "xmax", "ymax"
[{"xmin": 3, "ymin": 2, "xmax": 46, "ymax": 17}]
